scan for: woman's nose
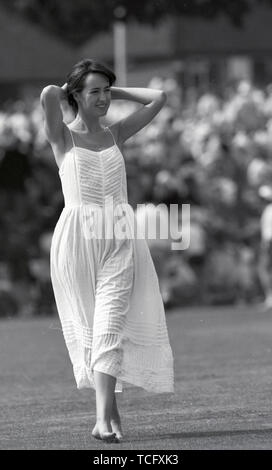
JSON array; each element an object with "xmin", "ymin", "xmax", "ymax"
[{"xmin": 98, "ymin": 91, "xmax": 106, "ymax": 102}]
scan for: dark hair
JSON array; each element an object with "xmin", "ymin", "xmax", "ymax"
[{"xmin": 66, "ymin": 59, "xmax": 116, "ymax": 113}]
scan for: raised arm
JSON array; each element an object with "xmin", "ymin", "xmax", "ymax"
[
  {"xmin": 110, "ymin": 86, "xmax": 167, "ymax": 143},
  {"xmin": 40, "ymin": 83, "xmax": 67, "ymax": 147}
]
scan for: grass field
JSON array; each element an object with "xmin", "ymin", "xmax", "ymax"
[{"xmin": 1, "ymin": 305, "xmax": 272, "ymax": 450}]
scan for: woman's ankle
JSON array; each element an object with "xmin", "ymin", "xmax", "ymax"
[{"xmin": 96, "ymin": 417, "xmax": 112, "ymax": 428}]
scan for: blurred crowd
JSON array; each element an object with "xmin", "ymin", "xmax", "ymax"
[{"xmin": 1, "ymin": 77, "xmax": 272, "ymax": 317}]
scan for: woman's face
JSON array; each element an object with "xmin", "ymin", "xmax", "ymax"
[{"xmin": 75, "ymin": 72, "xmax": 111, "ymax": 116}]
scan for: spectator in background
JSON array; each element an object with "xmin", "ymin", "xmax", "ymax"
[
  {"xmin": 0, "ymin": 262, "xmax": 18, "ymax": 317},
  {"xmin": 0, "ymin": 139, "xmax": 33, "ymax": 212},
  {"xmin": 258, "ymin": 185, "xmax": 272, "ymax": 309}
]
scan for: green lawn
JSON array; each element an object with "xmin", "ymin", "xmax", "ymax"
[{"xmin": 1, "ymin": 305, "xmax": 272, "ymax": 450}]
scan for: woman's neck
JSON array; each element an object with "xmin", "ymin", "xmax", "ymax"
[{"xmin": 74, "ymin": 112, "xmax": 104, "ymax": 134}]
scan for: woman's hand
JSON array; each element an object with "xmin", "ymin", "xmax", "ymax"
[
  {"xmin": 61, "ymin": 83, "xmax": 68, "ymax": 92},
  {"xmin": 60, "ymin": 83, "xmax": 68, "ymax": 100}
]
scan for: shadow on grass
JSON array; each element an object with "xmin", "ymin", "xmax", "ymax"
[{"xmin": 136, "ymin": 428, "xmax": 272, "ymax": 441}]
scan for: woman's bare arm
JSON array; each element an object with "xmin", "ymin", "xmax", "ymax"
[
  {"xmin": 40, "ymin": 83, "xmax": 68, "ymax": 147},
  {"xmin": 110, "ymin": 86, "xmax": 167, "ymax": 143}
]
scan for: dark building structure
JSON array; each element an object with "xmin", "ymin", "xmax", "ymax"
[{"xmin": 1, "ymin": 3, "xmax": 272, "ymax": 100}]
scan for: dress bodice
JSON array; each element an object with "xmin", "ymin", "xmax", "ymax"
[{"xmin": 58, "ymin": 127, "xmax": 128, "ymax": 208}]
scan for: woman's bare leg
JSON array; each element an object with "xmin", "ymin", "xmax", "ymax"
[
  {"xmin": 110, "ymin": 393, "xmax": 123, "ymax": 440},
  {"xmin": 92, "ymin": 370, "xmax": 116, "ymax": 439}
]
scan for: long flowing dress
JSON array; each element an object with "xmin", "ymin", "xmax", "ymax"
[{"xmin": 50, "ymin": 125, "xmax": 174, "ymax": 393}]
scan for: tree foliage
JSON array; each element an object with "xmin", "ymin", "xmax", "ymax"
[{"xmin": 1, "ymin": 0, "xmax": 271, "ymax": 45}]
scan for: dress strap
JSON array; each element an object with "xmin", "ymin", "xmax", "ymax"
[
  {"xmin": 68, "ymin": 126, "xmax": 76, "ymax": 149},
  {"xmin": 107, "ymin": 126, "xmax": 117, "ymax": 146}
]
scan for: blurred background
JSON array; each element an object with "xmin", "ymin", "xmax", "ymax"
[{"xmin": 2, "ymin": 0, "xmax": 272, "ymax": 318}]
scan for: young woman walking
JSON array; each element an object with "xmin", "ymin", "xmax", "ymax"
[{"xmin": 40, "ymin": 59, "xmax": 174, "ymax": 443}]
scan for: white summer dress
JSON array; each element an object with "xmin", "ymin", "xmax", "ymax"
[{"xmin": 50, "ymin": 125, "xmax": 174, "ymax": 393}]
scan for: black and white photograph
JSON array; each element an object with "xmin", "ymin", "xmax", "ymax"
[{"xmin": 1, "ymin": 0, "xmax": 272, "ymax": 456}]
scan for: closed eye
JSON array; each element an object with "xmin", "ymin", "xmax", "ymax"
[{"xmin": 89, "ymin": 88, "xmax": 111, "ymax": 93}]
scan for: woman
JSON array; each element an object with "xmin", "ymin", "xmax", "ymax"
[{"xmin": 40, "ymin": 59, "xmax": 174, "ymax": 444}]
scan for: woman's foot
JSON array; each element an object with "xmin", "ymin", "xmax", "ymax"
[{"xmin": 91, "ymin": 422, "xmax": 118, "ymax": 443}]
